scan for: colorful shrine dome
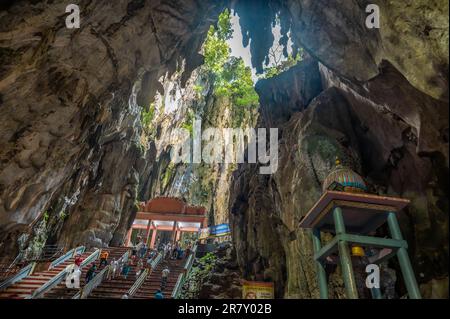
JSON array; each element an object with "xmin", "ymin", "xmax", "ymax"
[{"xmin": 322, "ymin": 158, "xmax": 368, "ymax": 193}]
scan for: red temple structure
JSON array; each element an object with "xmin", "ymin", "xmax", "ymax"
[{"xmin": 126, "ymin": 197, "xmax": 208, "ymax": 248}]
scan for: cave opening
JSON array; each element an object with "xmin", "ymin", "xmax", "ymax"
[{"xmin": 0, "ymin": 0, "xmax": 447, "ymax": 300}]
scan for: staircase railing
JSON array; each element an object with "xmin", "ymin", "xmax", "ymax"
[
  {"xmin": 150, "ymin": 252, "xmax": 163, "ymax": 270},
  {"xmin": 0, "ymin": 262, "xmax": 36, "ymax": 292},
  {"xmin": 128, "ymin": 269, "xmax": 148, "ymax": 297},
  {"xmin": 73, "ymin": 249, "xmax": 130, "ymax": 299},
  {"xmin": 49, "ymin": 246, "xmax": 85, "ymax": 270},
  {"xmin": 30, "ymin": 248, "xmax": 100, "ymax": 299},
  {"xmin": 128, "ymin": 252, "xmax": 163, "ymax": 298},
  {"xmin": 0, "ymin": 245, "xmax": 85, "ymax": 292},
  {"xmin": 171, "ymin": 245, "xmax": 197, "ymax": 299}
]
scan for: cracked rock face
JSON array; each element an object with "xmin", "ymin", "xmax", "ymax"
[{"xmin": 0, "ymin": 0, "xmax": 225, "ymax": 256}]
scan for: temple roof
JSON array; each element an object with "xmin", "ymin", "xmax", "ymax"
[{"xmin": 139, "ymin": 196, "xmax": 206, "ymax": 216}]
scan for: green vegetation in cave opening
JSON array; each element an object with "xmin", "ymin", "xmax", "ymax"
[
  {"xmin": 202, "ymin": 9, "xmax": 259, "ymax": 127},
  {"xmin": 138, "ymin": 102, "xmax": 157, "ymax": 151},
  {"xmin": 263, "ymin": 49, "xmax": 304, "ymax": 79}
]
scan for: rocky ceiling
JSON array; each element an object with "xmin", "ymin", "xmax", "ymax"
[{"xmin": 0, "ymin": 0, "xmax": 448, "ymax": 298}]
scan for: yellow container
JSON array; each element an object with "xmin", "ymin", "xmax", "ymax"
[{"xmin": 351, "ymin": 246, "xmax": 365, "ymax": 257}]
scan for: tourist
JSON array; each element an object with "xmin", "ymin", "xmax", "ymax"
[
  {"xmin": 99, "ymin": 249, "xmax": 109, "ymax": 268},
  {"xmin": 161, "ymin": 266, "xmax": 170, "ymax": 290},
  {"xmin": 122, "ymin": 261, "xmax": 131, "ymax": 279},
  {"xmin": 154, "ymin": 289, "xmax": 164, "ymax": 299},
  {"xmin": 185, "ymin": 243, "xmax": 192, "ymax": 257},
  {"xmin": 135, "ymin": 239, "xmax": 144, "ymax": 256},
  {"xmin": 171, "ymin": 242, "xmax": 179, "ymax": 259},
  {"xmin": 109, "ymin": 258, "xmax": 118, "ymax": 280},
  {"xmin": 177, "ymin": 247, "xmax": 183, "ymax": 260},
  {"xmin": 146, "ymin": 255, "xmax": 153, "ymax": 270},
  {"xmin": 148, "ymin": 249, "xmax": 156, "ymax": 259},
  {"xmin": 164, "ymin": 243, "xmax": 172, "ymax": 260},
  {"xmin": 121, "ymin": 293, "xmax": 129, "ymax": 299},
  {"xmin": 74, "ymin": 254, "xmax": 84, "ymax": 267},
  {"xmin": 130, "ymin": 253, "xmax": 137, "ymax": 266},
  {"xmin": 85, "ymin": 264, "xmax": 97, "ymax": 284},
  {"xmin": 65, "ymin": 262, "xmax": 81, "ymax": 289},
  {"xmin": 118, "ymin": 258, "xmax": 124, "ymax": 275},
  {"xmin": 155, "ymin": 236, "xmax": 161, "ymax": 250},
  {"xmin": 139, "ymin": 243, "xmax": 148, "ymax": 259},
  {"xmin": 136, "ymin": 258, "xmax": 144, "ymax": 277}
]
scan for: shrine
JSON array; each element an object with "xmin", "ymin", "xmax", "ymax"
[
  {"xmin": 126, "ymin": 197, "xmax": 208, "ymax": 248},
  {"xmin": 299, "ymin": 159, "xmax": 422, "ymax": 299}
]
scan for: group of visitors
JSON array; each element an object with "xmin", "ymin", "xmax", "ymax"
[
  {"xmin": 159, "ymin": 241, "xmax": 191, "ymax": 261},
  {"xmin": 64, "ymin": 235, "xmax": 196, "ymax": 299}
]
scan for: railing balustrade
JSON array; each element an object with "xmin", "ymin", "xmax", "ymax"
[
  {"xmin": 73, "ymin": 249, "xmax": 130, "ymax": 299},
  {"xmin": 31, "ymin": 248, "xmax": 100, "ymax": 299},
  {"xmin": 127, "ymin": 252, "xmax": 163, "ymax": 298},
  {"xmin": 171, "ymin": 244, "xmax": 197, "ymax": 299},
  {"xmin": 0, "ymin": 262, "xmax": 36, "ymax": 292},
  {"xmin": 0, "ymin": 245, "xmax": 85, "ymax": 292}
]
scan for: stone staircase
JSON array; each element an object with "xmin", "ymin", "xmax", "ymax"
[
  {"xmin": 0, "ymin": 251, "xmax": 93, "ymax": 299},
  {"xmin": 133, "ymin": 258, "xmax": 185, "ymax": 299},
  {"xmin": 86, "ymin": 247, "xmax": 143, "ymax": 299},
  {"xmin": 42, "ymin": 247, "xmax": 129, "ymax": 299}
]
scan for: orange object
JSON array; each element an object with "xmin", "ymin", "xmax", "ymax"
[{"xmin": 100, "ymin": 250, "xmax": 109, "ymax": 259}]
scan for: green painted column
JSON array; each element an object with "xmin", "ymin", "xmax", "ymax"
[
  {"xmin": 387, "ymin": 212, "xmax": 422, "ymax": 299},
  {"xmin": 333, "ymin": 206, "xmax": 359, "ymax": 299},
  {"xmin": 312, "ymin": 228, "xmax": 328, "ymax": 299}
]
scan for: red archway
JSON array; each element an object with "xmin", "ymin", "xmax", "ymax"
[{"xmin": 126, "ymin": 197, "xmax": 207, "ymax": 248}]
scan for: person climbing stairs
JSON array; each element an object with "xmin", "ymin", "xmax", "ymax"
[
  {"xmin": 42, "ymin": 246, "xmax": 130, "ymax": 298},
  {"xmin": 87, "ymin": 248, "xmax": 155, "ymax": 299},
  {"xmin": 133, "ymin": 258, "xmax": 185, "ymax": 299},
  {"xmin": 0, "ymin": 251, "xmax": 93, "ymax": 299}
]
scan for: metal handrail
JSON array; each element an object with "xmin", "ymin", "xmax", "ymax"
[
  {"xmin": 171, "ymin": 273, "xmax": 184, "ymax": 299},
  {"xmin": 7, "ymin": 251, "xmax": 24, "ymax": 270},
  {"xmin": 150, "ymin": 252, "xmax": 162, "ymax": 269},
  {"xmin": 128, "ymin": 252, "xmax": 163, "ymax": 298},
  {"xmin": 30, "ymin": 248, "xmax": 100, "ymax": 299},
  {"xmin": 171, "ymin": 244, "xmax": 197, "ymax": 299},
  {"xmin": 128, "ymin": 269, "xmax": 148, "ymax": 297},
  {"xmin": 0, "ymin": 246, "xmax": 85, "ymax": 292},
  {"xmin": 49, "ymin": 246, "xmax": 85, "ymax": 270},
  {"xmin": 73, "ymin": 265, "xmax": 109, "ymax": 299},
  {"xmin": 74, "ymin": 249, "xmax": 130, "ymax": 299},
  {"xmin": 0, "ymin": 262, "xmax": 36, "ymax": 291}
]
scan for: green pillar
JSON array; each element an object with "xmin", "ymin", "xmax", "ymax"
[
  {"xmin": 387, "ymin": 212, "xmax": 422, "ymax": 299},
  {"xmin": 333, "ymin": 206, "xmax": 359, "ymax": 299},
  {"xmin": 312, "ymin": 228, "xmax": 328, "ymax": 299}
]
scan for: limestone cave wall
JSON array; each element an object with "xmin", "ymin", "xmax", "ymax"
[
  {"xmin": 0, "ymin": 0, "xmax": 447, "ymax": 299},
  {"xmin": 229, "ymin": 0, "xmax": 448, "ymax": 298},
  {"xmin": 0, "ymin": 0, "xmax": 226, "ymax": 258}
]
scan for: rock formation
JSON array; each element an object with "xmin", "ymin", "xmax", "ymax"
[{"xmin": 0, "ymin": 0, "xmax": 447, "ymax": 298}]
